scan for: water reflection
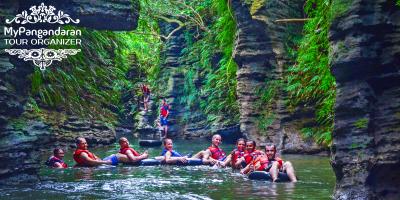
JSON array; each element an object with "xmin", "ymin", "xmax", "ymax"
[{"xmin": 74, "ymin": 167, "xmax": 95, "ymax": 180}]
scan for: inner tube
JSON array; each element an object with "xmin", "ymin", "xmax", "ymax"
[
  {"xmin": 175, "ymin": 159, "xmax": 203, "ymax": 166},
  {"xmin": 139, "ymin": 140, "xmax": 162, "ymax": 147},
  {"xmin": 248, "ymin": 171, "xmax": 291, "ymax": 182},
  {"xmin": 123, "ymin": 158, "xmax": 204, "ymax": 166},
  {"xmin": 124, "ymin": 159, "xmax": 162, "ymax": 166}
]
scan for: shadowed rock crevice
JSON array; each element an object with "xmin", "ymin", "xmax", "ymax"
[{"xmin": 157, "ymin": 19, "xmax": 186, "ymax": 137}]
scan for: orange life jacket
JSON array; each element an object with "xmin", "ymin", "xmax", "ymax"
[
  {"xmin": 208, "ymin": 146, "xmax": 226, "ymax": 160},
  {"xmin": 45, "ymin": 156, "xmax": 68, "ymax": 168},
  {"xmin": 73, "ymin": 149, "xmax": 96, "ymax": 165},
  {"xmin": 231, "ymin": 149, "xmax": 245, "ymax": 165},
  {"xmin": 256, "ymin": 156, "xmax": 283, "ymax": 171},
  {"xmin": 244, "ymin": 150, "xmax": 263, "ymax": 165},
  {"xmin": 119, "ymin": 147, "xmax": 140, "ymax": 156}
]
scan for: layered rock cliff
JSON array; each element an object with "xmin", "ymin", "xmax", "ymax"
[
  {"xmin": 0, "ymin": 0, "xmax": 139, "ymax": 183},
  {"xmin": 330, "ymin": 0, "xmax": 400, "ymax": 199},
  {"xmin": 231, "ymin": 0, "xmax": 323, "ymax": 153},
  {"xmin": 157, "ymin": 19, "xmax": 241, "ymax": 141},
  {"xmin": 157, "ymin": 20, "xmax": 187, "ymax": 137}
]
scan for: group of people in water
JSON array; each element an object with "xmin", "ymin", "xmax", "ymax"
[{"xmin": 46, "ymin": 134, "xmax": 297, "ymax": 182}]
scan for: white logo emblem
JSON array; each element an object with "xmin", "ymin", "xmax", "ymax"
[
  {"xmin": 6, "ymin": 3, "xmax": 80, "ymax": 25},
  {"xmin": 4, "ymin": 3, "xmax": 82, "ymax": 71}
]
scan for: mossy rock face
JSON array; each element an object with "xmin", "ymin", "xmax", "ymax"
[
  {"xmin": 353, "ymin": 118, "xmax": 369, "ymax": 129},
  {"xmin": 0, "ymin": 0, "xmax": 141, "ymax": 183},
  {"xmin": 330, "ymin": 0, "xmax": 400, "ymax": 199},
  {"xmin": 249, "ymin": 0, "xmax": 268, "ymax": 16}
]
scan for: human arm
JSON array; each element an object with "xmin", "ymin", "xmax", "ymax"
[
  {"xmin": 221, "ymin": 154, "xmax": 232, "ymax": 167},
  {"xmin": 165, "ymin": 151, "xmax": 187, "ymax": 164},
  {"xmin": 80, "ymin": 152, "xmax": 111, "ymax": 166},
  {"xmin": 240, "ymin": 162, "xmax": 254, "ymax": 174},
  {"xmin": 165, "ymin": 109, "xmax": 169, "ymax": 118},
  {"xmin": 203, "ymin": 149, "xmax": 218, "ymax": 165},
  {"xmin": 53, "ymin": 162, "xmax": 64, "ymax": 168},
  {"xmin": 233, "ymin": 157, "xmax": 245, "ymax": 168},
  {"xmin": 126, "ymin": 150, "xmax": 148, "ymax": 162}
]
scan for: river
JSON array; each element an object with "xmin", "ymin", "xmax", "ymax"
[{"xmin": 0, "ymin": 137, "xmax": 335, "ymax": 199}]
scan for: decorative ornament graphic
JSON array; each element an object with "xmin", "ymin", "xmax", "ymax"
[
  {"xmin": 6, "ymin": 3, "xmax": 80, "ymax": 24},
  {"xmin": 5, "ymin": 48, "xmax": 81, "ymax": 70},
  {"xmin": 4, "ymin": 3, "xmax": 81, "ymax": 71}
]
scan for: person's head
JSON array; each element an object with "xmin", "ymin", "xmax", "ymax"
[
  {"xmin": 236, "ymin": 138, "xmax": 246, "ymax": 151},
  {"xmin": 75, "ymin": 137, "xmax": 88, "ymax": 150},
  {"xmin": 53, "ymin": 148, "xmax": 65, "ymax": 159},
  {"xmin": 119, "ymin": 137, "xmax": 130, "ymax": 148},
  {"xmin": 265, "ymin": 143, "xmax": 277, "ymax": 160},
  {"xmin": 163, "ymin": 138, "xmax": 173, "ymax": 150},
  {"xmin": 211, "ymin": 134, "xmax": 222, "ymax": 147},
  {"xmin": 246, "ymin": 140, "xmax": 256, "ymax": 152},
  {"xmin": 162, "ymin": 98, "xmax": 166, "ymax": 104}
]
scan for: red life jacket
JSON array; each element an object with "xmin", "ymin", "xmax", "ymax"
[
  {"xmin": 119, "ymin": 147, "xmax": 140, "ymax": 156},
  {"xmin": 46, "ymin": 156, "xmax": 68, "ymax": 168},
  {"xmin": 208, "ymin": 146, "xmax": 226, "ymax": 160},
  {"xmin": 73, "ymin": 149, "xmax": 96, "ymax": 165},
  {"xmin": 142, "ymin": 85, "xmax": 150, "ymax": 94},
  {"xmin": 232, "ymin": 149, "xmax": 245, "ymax": 165},
  {"xmin": 244, "ymin": 150, "xmax": 263, "ymax": 165},
  {"xmin": 257, "ymin": 156, "xmax": 283, "ymax": 171},
  {"xmin": 160, "ymin": 104, "xmax": 169, "ymax": 117}
]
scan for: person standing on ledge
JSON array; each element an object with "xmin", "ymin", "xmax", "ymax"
[
  {"xmin": 45, "ymin": 148, "xmax": 68, "ymax": 168},
  {"xmin": 140, "ymin": 83, "xmax": 151, "ymax": 111},
  {"xmin": 73, "ymin": 137, "xmax": 112, "ymax": 167},
  {"xmin": 160, "ymin": 99, "xmax": 170, "ymax": 138}
]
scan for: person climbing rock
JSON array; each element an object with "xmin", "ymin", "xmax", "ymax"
[
  {"xmin": 73, "ymin": 137, "xmax": 112, "ymax": 167},
  {"xmin": 140, "ymin": 83, "xmax": 151, "ymax": 111},
  {"xmin": 45, "ymin": 148, "xmax": 68, "ymax": 168},
  {"xmin": 160, "ymin": 99, "xmax": 170, "ymax": 138},
  {"xmin": 241, "ymin": 143, "xmax": 297, "ymax": 182},
  {"xmin": 114, "ymin": 137, "xmax": 148, "ymax": 164}
]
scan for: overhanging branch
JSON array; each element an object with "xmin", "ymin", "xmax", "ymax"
[{"xmin": 275, "ymin": 18, "xmax": 310, "ymax": 23}]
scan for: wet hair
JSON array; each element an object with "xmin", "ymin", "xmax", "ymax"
[
  {"xmin": 265, "ymin": 143, "xmax": 277, "ymax": 152},
  {"xmin": 53, "ymin": 148, "xmax": 63, "ymax": 155},
  {"xmin": 212, "ymin": 134, "xmax": 222, "ymax": 140},
  {"xmin": 119, "ymin": 137, "xmax": 128, "ymax": 144},
  {"xmin": 246, "ymin": 140, "xmax": 256, "ymax": 147},
  {"xmin": 236, "ymin": 138, "xmax": 246, "ymax": 145},
  {"xmin": 163, "ymin": 138, "xmax": 172, "ymax": 145},
  {"xmin": 75, "ymin": 137, "xmax": 85, "ymax": 145}
]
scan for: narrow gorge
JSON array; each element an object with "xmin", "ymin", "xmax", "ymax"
[{"xmin": 0, "ymin": 0, "xmax": 399, "ymax": 199}]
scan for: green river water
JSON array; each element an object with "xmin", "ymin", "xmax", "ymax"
[{"xmin": 0, "ymin": 137, "xmax": 335, "ymax": 200}]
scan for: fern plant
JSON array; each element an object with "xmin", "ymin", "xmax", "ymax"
[{"xmin": 285, "ymin": 0, "xmax": 351, "ymax": 145}]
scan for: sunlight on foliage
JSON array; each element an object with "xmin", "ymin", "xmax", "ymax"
[
  {"xmin": 285, "ymin": 0, "xmax": 348, "ymax": 145},
  {"xmin": 178, "ymin": 0, "xmax": 239, "ymax": 125},
  {"xmin": 30, "ymin": 14, "xmax": 162, "ymax": 124}
]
